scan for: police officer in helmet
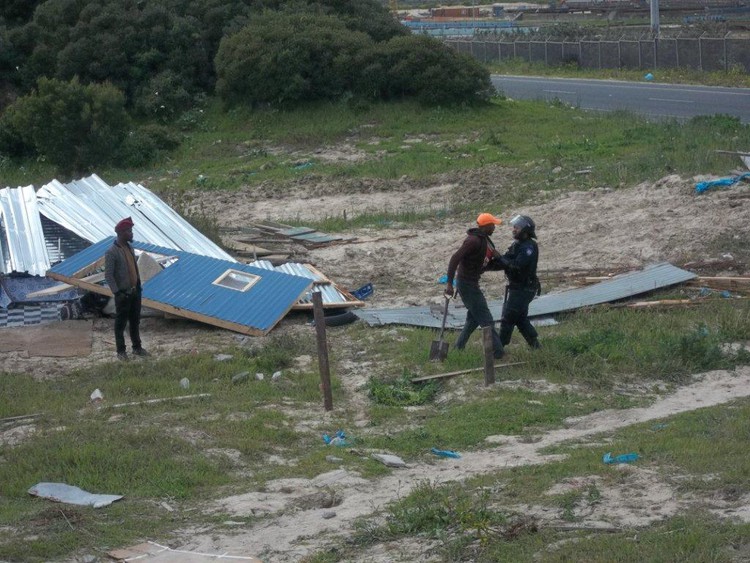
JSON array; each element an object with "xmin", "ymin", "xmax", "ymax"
[{"xmin": 494, "ymin": 214, "xmax": 542, "ymax": 349}]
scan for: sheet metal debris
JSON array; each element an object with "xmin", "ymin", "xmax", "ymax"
[
  {"xmin": 0, "ymin": 185, "xmax": 50, "ymax": 276},
  {"xmin": 250, "ymin": 260, "xmax": 364, "ymax": 309},
  {"xmin": 355, "ymin": 263, "xmax": 697, "ymax": 328},
  {"xmin": 48, "ymin": 237, "xmax": 313, "ymax": 336},
  {"xmin": 28, "ymin": 482, "xmax": 123, "ymax": 508}
]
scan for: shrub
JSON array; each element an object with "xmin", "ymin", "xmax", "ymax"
[
  {"xmin": 2, "ymin": 77, "xmax": 129, "ymax": 175},
  {"xmin": 118, "ymin": 123, "xmax": 180, "ymax": 168},
  {"xmin": 215, "ymin": 12, "xmax": 373, "ymax": 108},
  {"xmin": 353, "ymin": 35, "xmax": 493, "ymax": 106}
]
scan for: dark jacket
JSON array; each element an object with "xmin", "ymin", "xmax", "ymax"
[
  {"xmin": 447, "ymin": 228, "xmax": 498, "ymax": 287},
  {"xmin": 498, "ymin": 238, "xmax": 539, "ymax": 291},
  {"xmin": 104, "ymin": 241, "xmax": 141, "ymax": 295}
]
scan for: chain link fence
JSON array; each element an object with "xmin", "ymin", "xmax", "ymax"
[{"xmin": 448, "ymin": 35, "xmax": 750, "ymax": 72}]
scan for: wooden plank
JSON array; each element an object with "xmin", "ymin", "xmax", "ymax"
[{"xmin": 411, "ymin": 362, "xmax": 526, "ymax": 383}]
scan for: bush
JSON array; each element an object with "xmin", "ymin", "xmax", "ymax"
[
  {"xmin": 1, "ymin": 77, "xmax": 129, "ymax": 175},
  {"xmin": 215, "ymin": 12, "xmax": 373, "ymax": 108},
  {"xmin": 118, "ymin": 123, "xmax": 180, "ymax": 168},
  {"xmin": 354, "ymin": 35, "xmax": 494, "ymax": 106}
]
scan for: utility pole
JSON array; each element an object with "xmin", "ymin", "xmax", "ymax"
[{"xmin": 650, "ymin": 0, "xmax": 660, "ymax": 35}]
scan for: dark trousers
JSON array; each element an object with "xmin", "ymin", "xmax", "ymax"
[
  {"xmin": 500, "ymin": 288, "xmax": 538, "ymax": 346},
  {"xmin": 455, "ymin": 279, "xmax": 504, "ymax": 358},
  {"xmin": 114, "ymin": 289, "xmax": 142, "ymax": 353}
]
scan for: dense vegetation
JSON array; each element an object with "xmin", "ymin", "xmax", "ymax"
[{"xmin": 0, "ymin": 0, "xmax": 491, "ymax": 176}]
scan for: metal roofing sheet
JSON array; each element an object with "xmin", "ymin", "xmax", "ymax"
[
  {"xmin": 49, "ymin": 238, "xmax": 312, "ymax": 334},
  {"xmin": 251, "ymin": 260, "xmax": 353, "ymax": 306},
  {"xmin": 0, "ymin": 186, "xmax": 50, "ymax": 276},
  {"xmin": 36, "ymin": 174, "xmax": 234, "ymax": 261},
  {"xmin": 355, "ymin": 263, "xmax": 697, "ymax": 328}
]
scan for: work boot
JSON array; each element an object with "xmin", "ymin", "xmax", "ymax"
[
  {"xmin": 117, "ymin": 351, "xmax": 129, "ymax": 361},
  {"xmin": 132, "ymin": 347, "xmax": 151, "ymax": 357}
]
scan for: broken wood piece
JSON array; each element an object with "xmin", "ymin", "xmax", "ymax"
[
  {"xmin": 411, "ymin": 362, "xmax": 526, "ymax": 383},
  {"xmin": 623, "ymin": 299, "xmax": 695, "ymax": 308},
  {"xmin": 111, "ymin": 393, "xmax": 211, "ymax": 409},
  {"xmin": 0, "ymin": 413, "xmax": 43, "ymax": 424}
]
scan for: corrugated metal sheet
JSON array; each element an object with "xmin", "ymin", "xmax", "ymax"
[
  {"xmin": 355, "ymin": 263, "xmax": 697, "ymax": 328},
  {"xmin": 41, "ymin": 215, "xmax": 90, "ymax": 266},
  {"xmin": 0, "ymin": 185, "xmax": 50, "ymax": 276},
  {"xmin": 36, "ymin": 174, "xmax": 234, "ymax": 261},
  {"xmin": 251, "ymin": 260, "xmax": 354, "ymax": 306},
  {"xmin": 49, "ymin": 238, "xmax": 313, "ymax": 335}
]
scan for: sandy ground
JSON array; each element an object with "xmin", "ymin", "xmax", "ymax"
[
  {"xmin": 3, "ymin": 169, "xmax": 750, "ymax": 561},
  {"xmin": 184, "ymin": 172, "xmax": 750, "ymax": 561}
]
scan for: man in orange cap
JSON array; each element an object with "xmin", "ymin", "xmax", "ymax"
[
  {"xmin": 445, "ymin": 212, "xmax": 505, "ymax": 359},
  {"xmin": 104, "ymin": 217, "xmax": 149, "ymax": 360}
]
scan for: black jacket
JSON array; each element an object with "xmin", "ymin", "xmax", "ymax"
[{"xmin": 498, "ymin": 238, "xmax": 539, "ymax": 291}]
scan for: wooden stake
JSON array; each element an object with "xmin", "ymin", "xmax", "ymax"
[
  {"xmin": 482, "ymin": 326, "xmax": 495, "ymax": 385},
  {"xmin": 313, "ymin": 292, "xmax": 333, "ymax": 411}
]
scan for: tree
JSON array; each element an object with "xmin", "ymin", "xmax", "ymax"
[
  {"xmin": 1, "ymin": 77, "xmax": 129, "ymax": 175},
  {"xmin": 215, "ymin": 12, "xmax": 373, "ymax": 107}
]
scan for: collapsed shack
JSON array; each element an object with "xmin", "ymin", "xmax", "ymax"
[
  {"xmin": 1, "ymin": 174, "xmax": 361, "ymax": 333},
  {"xmin": 47, "ymin": 238, "xmax": 314, "ymax": 336},
  {"xmin": 353, "ymin": 263, "xmax": 702, "ymax": 329}
]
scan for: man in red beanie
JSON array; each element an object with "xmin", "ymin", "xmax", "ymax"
[
  {"xmin": 104, "ymin": 217, "xmax": 149, "ymax": 360},
  {"xmin": 445, "ymin": 212, "xmax": 505, "ymax": 359}
]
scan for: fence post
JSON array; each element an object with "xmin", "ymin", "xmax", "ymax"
[
  {"xmin": 699, "ymin": 35, "xmax": 703, "ymax": 71},
  {"xmin": 482, "ymin": 326, "xmax": 495, "ymax": 385},
  {"xmin": 724, "ymin": 36, "xmax": 728, "ymax": 72},
  {"xmin": 312, "ymin": 292, "xmax": 333, "ymax": 411}
]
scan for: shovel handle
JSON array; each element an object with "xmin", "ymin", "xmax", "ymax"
[{"xmin": 437, "ymin": 295, "xmax": 450, "ymax": 341}]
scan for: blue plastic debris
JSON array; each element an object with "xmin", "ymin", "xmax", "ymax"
[
  {"xmin": 721, "ymin": 290, "xmax": 731, "ymax": 298},
  {"xmin": 437, "ymin": 275, "xmax": 456, "ymax": 286},
  {"xmin": 695, "ymin": 172, "xmax": 750, "ymax": 194},
  {"xmin": 651, "ymin": 423, "xmax": 669, "ymax": 431},
  {"xmin": 699, "ymin": 287, "xmax": 712, "ymax": 297},
  {"xmin": 323, "ymin": 430, "xmax": 349, "ymax": 446},
  {"xmin": 352, "ymin": 283, "xmax": 374, "ymax": 301},
  {"xmin": 293, "ymin": 162, "xmax": 314, "ymax": 170},
  {"xmin": 603, "ymin": 452, "xmax": 639, "ymax": 464},
  {"xmin": 644, "ymin": 72, "xmax": 654, "ymax": 81},
  {"xmin": 431, "ymin": 448, "xmax": 461, "ymax": 458}
]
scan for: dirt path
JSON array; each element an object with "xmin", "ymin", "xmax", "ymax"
[{"xmin": 178, "ymin": 366, "xmax": 750, "ymax": 562}]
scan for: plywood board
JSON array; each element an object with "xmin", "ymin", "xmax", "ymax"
[{"xmin": 0, "ymin": 320, "xmax": 92, "ymax": 357}]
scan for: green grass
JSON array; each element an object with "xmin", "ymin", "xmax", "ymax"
[
  {"xmin": 490, "ymin": 57, "xmax": 750, "ymax": 88},
  {"xmin": 4, "ymin": 98, "xmax": 750, "ymax": 228}
]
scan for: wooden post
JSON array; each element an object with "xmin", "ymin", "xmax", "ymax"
[
  {"xmin": 312, "ymin": 292, "xmax": 333, "ymax": 411},
  {"xmin": 482, "ymin": 326, "xmax": 495, "ymax": 386}
]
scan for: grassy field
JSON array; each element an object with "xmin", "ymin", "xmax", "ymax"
[
  {"xmin": 1, "ymin": 295, "xmax": 749, "ymax": 560},
  {"xmin": 2, "ymin": 67, "xmax": 750, "ymax": 560}
]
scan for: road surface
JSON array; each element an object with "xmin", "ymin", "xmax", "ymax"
[{"xmin": 491, "ymin": 75, "xmax": 750, "ymax": 123}]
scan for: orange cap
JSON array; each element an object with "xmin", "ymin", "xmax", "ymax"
[{"xmin": 476, "ymin": 213, "xmax": 502, "ymax": 227}]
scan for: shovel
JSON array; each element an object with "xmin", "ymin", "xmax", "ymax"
[{"xmin": 429, "ymin": 296, "xmax": 451, "ymax": 362}]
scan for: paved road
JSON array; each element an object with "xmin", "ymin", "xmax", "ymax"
[{"xmin": 491, "ymin": 75, "xmax": 750, "ymax": 124}]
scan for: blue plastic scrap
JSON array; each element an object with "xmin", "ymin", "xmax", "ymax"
[
  {"xmin": 352, "ymin": 283, "xmax": 374, "ymax": 300},
  {"xmin": 323, "ymin": 430, "xmax": 349, "ymax": 446},
  {"xmin": 695, "ymin": 172, "xmax": 750, "ymax": 194},
  {"xmin": 431, "ymin": 448, "xmax": 461, "ymax": 458},
  {"xmin": 603, "ymin": 452, "xmax": 639, "ymax": 464}
]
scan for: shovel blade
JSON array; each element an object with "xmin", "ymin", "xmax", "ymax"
[{"xmin": 429, "ymin": 340, "xmax": 449, "ymax": 362}]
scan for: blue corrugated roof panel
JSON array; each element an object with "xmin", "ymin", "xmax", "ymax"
[{"xmin": 49, "ymin": 237, "xmax": 312, "ymax": 334}]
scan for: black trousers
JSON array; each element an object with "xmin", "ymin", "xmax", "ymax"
[
  {"xmin": 499, "ymin": 287, "xmax": 538, "ymax": 346},
  {"xmin": 114, "ymin": 288, "xmax": 142, "ymax": 353},
  {"xmin": 455, "ymin": 279, "xmax": 504, "ymax": 358}
]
